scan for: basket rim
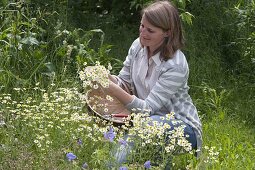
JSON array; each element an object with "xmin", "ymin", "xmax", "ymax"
[{"xmin": 85, "ymin": 89, "xmax": 130, "ymax": 124}]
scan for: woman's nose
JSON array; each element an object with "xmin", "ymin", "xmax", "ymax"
[{"xmin": 140, "ymin": 27, "xmax": 147, "ymax": 35}]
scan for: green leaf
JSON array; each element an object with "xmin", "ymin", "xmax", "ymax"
[
  {"xmin": 44, "ymin": 62, "xmax": 56, "ymax": 73},
  {"xmin": 180, "ymin": 12, "xmax": 194, "ymax": 25},
  {"xmin": 20, "ymin": 36, "xmax": 39, "ymax": 45}
]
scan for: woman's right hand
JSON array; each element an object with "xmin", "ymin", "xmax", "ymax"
[{"xmin": 108, "ymin": 74, "xmax": 118, "ymax": 84}]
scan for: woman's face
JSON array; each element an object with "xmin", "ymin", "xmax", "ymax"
[{"xmin": 139, "ymin": 15, "xmax": 166, "ymax": 54}]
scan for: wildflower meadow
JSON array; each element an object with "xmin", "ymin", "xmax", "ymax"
[{"xmin": 0, "ymin": 1, "xmax": 255, "ymax": 170}]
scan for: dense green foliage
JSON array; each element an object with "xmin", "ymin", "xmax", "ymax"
[{"xmin": 0, "ymin": 0, "xmax": 255, "ymax": 169}]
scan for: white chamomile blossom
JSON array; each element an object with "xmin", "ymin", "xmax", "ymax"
[
  {"xmin": 108, "ymin": 63, "xmax": 112, "ymax": 70},
  {"xmin": 106, "ymin": 95, "xmax": 113, "ymax": 101}
]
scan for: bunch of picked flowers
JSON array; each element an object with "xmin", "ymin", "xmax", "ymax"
[
  {"xmin": 79, "ymin": 61, "xmax": 111, "ymax": 90},
  {"xmin": 79, "ymin": 61, "xmax": 119, "ymax": 120}
]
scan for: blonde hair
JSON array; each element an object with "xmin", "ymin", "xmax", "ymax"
[{"xmin": 142, "ymin": 0, "xmax": 184, "ymax": 60}]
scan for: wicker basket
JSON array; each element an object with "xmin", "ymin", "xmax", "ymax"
[{"xmin": 86, "ymin": 88, "xmax": 131, "ymax": 125}]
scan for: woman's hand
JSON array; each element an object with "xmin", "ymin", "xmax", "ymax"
[
  {"xmin": 108, "ymin": 74, "xmax": 118, "ymax": 84},
  {"xmin": 105, "ymin": 80, "xmax": 134, "ymax": 106}
]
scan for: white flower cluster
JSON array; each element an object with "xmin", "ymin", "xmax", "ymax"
[
  {"xmin": 203, "ymin": 145, "xmax": 220, "ymax": 164},
  {"xmin": 125, "ymin": 112, "xmax": 193, "ymax": 159},
  {"xmin": 86, "ymin": 95, "xmax": 112, "ymax": 114},
  {"xmin": 79, "ymin": 61, "xmax": 110, "ymax": 89}
]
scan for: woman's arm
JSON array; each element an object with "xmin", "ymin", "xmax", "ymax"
[
  {"xmin": 123, "ymin": 64, "xmax": 188, "ymax": 114},
  {"xmin": 107, "ymin": 81, "xmax": 134, "ymax": 105},
  {"xmin": 106, "ymin": 38, "xmax": 141, "ymax": 106}
]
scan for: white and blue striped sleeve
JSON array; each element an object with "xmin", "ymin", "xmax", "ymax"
[
  {"xmin": 116, "ymin": 38, "xmax": 140, "ymax": 92},
  {"xmin": 126, "ymin": 65, "xmax": 188, "ymax": 114}
]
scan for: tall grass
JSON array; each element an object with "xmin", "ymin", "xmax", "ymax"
[{"xmin": 0, "ymin": 1, "xmax": 123, "ymax": 92}]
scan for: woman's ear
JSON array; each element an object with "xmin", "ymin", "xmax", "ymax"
[{"xmin": 164, "ymin": 30, "xmax": 171, "ymax": 37}]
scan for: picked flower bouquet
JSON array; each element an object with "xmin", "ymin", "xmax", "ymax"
[{"xmin": 79, "ymin": 62, "xmax": 131, "ymax": 125}]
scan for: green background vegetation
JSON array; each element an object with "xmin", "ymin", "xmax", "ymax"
[{"xmin": 0, "ymin": 0, "xmax": 255, "ymax": 169}]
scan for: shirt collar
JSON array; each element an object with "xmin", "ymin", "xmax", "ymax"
[
  {"xmin": 151, "ymin": 52, "xmax": 161, "ymax": 66},
  {"xmin": 143, "ymin": 47, "xmax": 161, "ymax": 66}
]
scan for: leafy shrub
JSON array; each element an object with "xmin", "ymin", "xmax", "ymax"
[{"xmin": 0, "ymin": 1, "xmax": 122, "ymax": 92}]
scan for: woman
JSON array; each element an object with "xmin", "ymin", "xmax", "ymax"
[{"xmin": 106, "ymin": 0, "xmax": 202, "ymax": 166}]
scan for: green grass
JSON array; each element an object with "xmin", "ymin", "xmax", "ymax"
[
  {"xmin": 199, "ymin": 118, "xmax": 255, "ymax": 169},
  {"xmin": 172, "ymin": 117, "xmax": 255, "ymax": 170}
]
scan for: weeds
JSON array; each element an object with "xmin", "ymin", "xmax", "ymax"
[{"xmin": 194, "ymin": 83, "xmax": 231, "ymax": 121}]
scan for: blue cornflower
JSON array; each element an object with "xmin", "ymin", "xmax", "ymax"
[
  {"xmin": 82, "ymin": 162, "xmax": 88, "ymax": 169},
  {"xmin": 144, "ymin": 160, "xmax": 151, "ymax": 169},
  {"xmin": 119, "ymin": 166, "xmax": 128, "ymax": 170},
  {"xmin": 104, "ymin": 127, "xmax": 115, "ymax": 142},
  {"xmin": 118, "ymin": 139, "xmax": 127, "ymax": 146},
  {"xmin": 66, "ymin": 152, "xmax": 77, "ymax": 161},
  {"xmin": 77, "ymin": 138, "xmax": 82, "ymax": 145}
]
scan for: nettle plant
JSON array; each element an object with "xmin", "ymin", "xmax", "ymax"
[{"xmin": 0, "ymin": 1, "xmax": 123, "ymax": 91}]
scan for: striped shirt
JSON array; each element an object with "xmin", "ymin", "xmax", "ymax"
[{"xmin": 116, "ymin": 38, "xmax": 202, "ymax": 154}]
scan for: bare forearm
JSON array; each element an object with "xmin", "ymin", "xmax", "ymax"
[{"xmin": 108, "ymin": 81, "xmax": 134, "ymax": 105}]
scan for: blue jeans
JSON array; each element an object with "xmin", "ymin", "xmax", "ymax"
[{"xmin": 114, "ymin": 115, "xmax": 197, "ymax": 165}]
